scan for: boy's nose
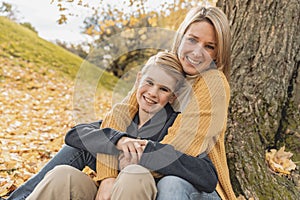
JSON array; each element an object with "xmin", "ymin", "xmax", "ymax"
[{"xmin": 148, "ymin": 86, "xmax": 158, "ymax": 97}]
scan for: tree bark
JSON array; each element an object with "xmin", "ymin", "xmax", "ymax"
[{"xmin": 217, "ymin": 0, "xmax": 300, "ymax": 199}]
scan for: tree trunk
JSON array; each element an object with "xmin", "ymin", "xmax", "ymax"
[{"xmin": 217, "ymin": 0, "xmax": 300, "ymax": 199}]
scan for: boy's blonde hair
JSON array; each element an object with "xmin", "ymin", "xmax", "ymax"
[{"xmin": 141, "ymin": 51, "xmax": 184, "ymax": 94}]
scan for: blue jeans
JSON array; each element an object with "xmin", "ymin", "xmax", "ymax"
[
  {"xmin": 156, "ymin": 176, "xmax": 221, "ymax": 200},
  {"xmin": 7, "ymin": 145, "xmax": 96, "ymax": 200}
]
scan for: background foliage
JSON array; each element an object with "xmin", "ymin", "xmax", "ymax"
[{"xmin": 0, "ymin": 0, "xmax": 299, "ymax": 199}]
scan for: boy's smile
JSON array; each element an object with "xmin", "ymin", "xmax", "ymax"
[{"xmin": 136, "ymin": 67, "xmax": 176, "ymax": 118}]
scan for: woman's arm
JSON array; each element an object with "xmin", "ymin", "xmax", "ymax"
[
  {"xmin": 159, "ymin": 70, "xmax": 230, "ymax": 155},
  {"xmin": 138, "ymin": 70, "xmax": 230, "ymax": 193},
  {"xmin": 139, "ymin": 141, "xmax": 217, "ymax": 193}
]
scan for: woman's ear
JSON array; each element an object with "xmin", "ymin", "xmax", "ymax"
[{"xmin": 134, "ymin": 72, "xmax": 142, "ymax": 88}]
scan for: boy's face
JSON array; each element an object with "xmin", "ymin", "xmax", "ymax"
[{"xmin": 136, "ymin": 66, "xmax": 177, "ymax": 116}]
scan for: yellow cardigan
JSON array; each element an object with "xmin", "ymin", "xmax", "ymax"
[{"xmin": 96, "ymin": 69, "xmax": 236, "ymax": 200}]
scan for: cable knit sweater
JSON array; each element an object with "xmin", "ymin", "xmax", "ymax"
[{"xmin": 96, "ymin": 69, "xmax": 236, "ymax": 200}]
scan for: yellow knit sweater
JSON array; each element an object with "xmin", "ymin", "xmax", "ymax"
[{"xmin": 96, "ymin": 69, "xmax": 236, "ymax": 200}]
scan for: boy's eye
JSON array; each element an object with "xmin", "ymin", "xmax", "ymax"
[{"xmin": 145, "ymin": 80, "xmax": 154, "ymax": 85}]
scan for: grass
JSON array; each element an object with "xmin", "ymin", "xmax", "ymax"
[{"xmin": 0, "ymin": 16, "xmax": 118, "ymax": 90}]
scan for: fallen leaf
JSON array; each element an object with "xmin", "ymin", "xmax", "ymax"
[
  {"xmin": 265, "ymin": 146, "xmax": 297, "ymax": 175},
  {"xmin": 0, "ymin": 56, "xmax": 112, "ymax": 197}
]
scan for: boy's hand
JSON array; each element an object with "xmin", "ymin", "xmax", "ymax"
[
  {"xmin": 95, "ymin": 178, "xmax": 115, "ymax": 200},
  {"xmin": 116, "ymin": 137, "xmax": 148, "ymax": 161},
  {"xmin": 118, "ymin": 152, "xmax": 138, "ymax": 170}
]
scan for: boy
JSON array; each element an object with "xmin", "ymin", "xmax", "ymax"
[{"xmin": 25, "ymin": 51, "xmax": 187, "ymax": 199}]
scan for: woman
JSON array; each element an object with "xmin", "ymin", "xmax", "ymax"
[{"xmin": 95, "ymin": 6, "xmax": 235, "ymax": 200}]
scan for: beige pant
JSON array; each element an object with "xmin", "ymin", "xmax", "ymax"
[
  {"xmin": 111, "ymin": 164, "xmax": 157, "ymax": 200},
  {"xmin": 26, "ymin": 164, "xmax": 156, "ymax": 200}
]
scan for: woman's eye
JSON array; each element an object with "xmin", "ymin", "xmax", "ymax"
[
  {"xmin": 187, "ymin": 37, "xmax": 197, "ymax": 44},
  {"xmin": 205, "ymin": 45, "xmax": 215, "ymax": 50}
]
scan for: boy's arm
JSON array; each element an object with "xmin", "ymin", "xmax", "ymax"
[
  {"xmin": 65, "ymin": 92, "xmax": 139, "ymax": 156},
  {"xmin": 65, "ymin": 124, "xmax": 128, "ymax": 156}
]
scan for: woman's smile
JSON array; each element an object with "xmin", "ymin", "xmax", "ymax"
[{"xmin": 186, "ymin": 55, "xmax": 203, "ymax": 66}]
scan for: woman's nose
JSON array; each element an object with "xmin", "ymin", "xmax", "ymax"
[{"xmin": 192, "ymin": 44, "xmax": 204, "ymax": 58}]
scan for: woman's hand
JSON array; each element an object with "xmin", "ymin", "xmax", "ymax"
[
  {"xmin": 95, "ymin": 178, "xmax": 115, "ymax": 200},
  {"xmin": 116, "ymin": 137, "xmax": 148, "ymax": 161}
]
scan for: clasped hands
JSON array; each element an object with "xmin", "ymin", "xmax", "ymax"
[
  {"xmin": 116, "ymin": 136, "xmax": 148, "ymax": 170},
  {"xmin": 95, "ymin": 137, "xmax": 148, "ymax": 200}
]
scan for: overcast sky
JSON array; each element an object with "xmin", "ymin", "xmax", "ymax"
[
  {"xmin": 3, "ymin": 0, "xmax": 178, "ymax": 44},
  {"xmin": 4, "ymin": 0, "xmax": 215, "ymax": 44},
  {"xmin": 3, "ymin": 0, "xmax": 98, "ymax": 44}
]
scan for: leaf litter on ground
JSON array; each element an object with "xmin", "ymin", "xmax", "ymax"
[{"xmin": 0, "ymin": 57, "xmax": 113, "ymax": 197}]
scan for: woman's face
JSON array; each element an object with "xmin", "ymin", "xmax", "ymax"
[{"xmin": 177, "ymin": 21, "xmax": 217, "ymax": 76}]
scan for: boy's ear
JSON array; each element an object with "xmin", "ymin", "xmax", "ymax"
[
  {"xmin": 134, "ymin": 72, "xmax": 142, "ymax": 88},
  {"xmin": 168, "ymin": 93, "xmax": 177, "ymax": 104}
]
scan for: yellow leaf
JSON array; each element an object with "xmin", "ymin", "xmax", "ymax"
[
  {"xmin": 0, "ymin": 180, "xmax": 16, "ymax": 197},
  {"xmin": 265, "ymin": 146, "xmax": 297, "ymax": 175}
]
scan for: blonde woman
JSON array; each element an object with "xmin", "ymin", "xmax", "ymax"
[{"xmin": 96, "ymin": 6, "xmax": 235, "ymax": 200}]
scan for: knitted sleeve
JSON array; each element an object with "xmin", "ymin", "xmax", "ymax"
[
  {"xmin": 157, "ymin": 70, "xmax": 235, "ymax": 199},
  {"xmin": 160, "ymin": 70, "xmax": 230, "ymax": 156},
  {"xmin": 208, "ymin": 132, "xmax": 237, "ymax": 200},
  {"xmin": 95, "ymin": 90, "xmax": 138, "ymax": 181}
]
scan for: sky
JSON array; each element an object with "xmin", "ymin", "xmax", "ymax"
[
  {"xmin": 2, "ymin": 0, "xmax": 179, "ymax": 44},
  {"xmin": 3, "ymin": 0, "xmax": 94, "ymax": 44}
]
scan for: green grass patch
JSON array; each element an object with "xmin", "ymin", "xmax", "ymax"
[{"xmin": 0, "ymin": 16, "xmax": 118, "ymax": 90}]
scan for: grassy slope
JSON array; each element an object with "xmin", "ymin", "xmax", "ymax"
[
  {"xmin": 0, "ymin": 17, "xmax": 118, "ymax": 197},
  {"xmin": 0, "ymin": 16, "xmax": 118, "ymax": 90}
]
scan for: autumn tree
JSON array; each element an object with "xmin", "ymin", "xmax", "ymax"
[
  {"xmin": 80, "ymin": 0, "xmax": 190, "ymax": 77},
  {"xmin": 53, "ymin": 0, "xmax": 214, "ymax": 77},
  {"xmin": 0, "ymin": 2, "xmax": 18, "ymax": 21}
]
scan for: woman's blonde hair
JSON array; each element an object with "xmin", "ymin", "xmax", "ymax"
[
  {"xmin": 171, "ymin": 6, "xmax": 231, "ymax": 81},
  {"xmin": 141, "ymin": 51, "xmax": 184, "ymax": 93}
]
